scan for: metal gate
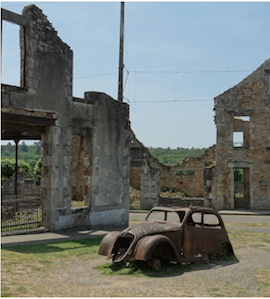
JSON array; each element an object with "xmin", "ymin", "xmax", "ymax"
[{"xmin": 1, "ymin": 191, "xmax": 42, "ymax": 235}]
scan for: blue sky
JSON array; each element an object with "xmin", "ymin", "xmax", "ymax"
[{"xmin": 1, "ymin": 1, "xmax": 270, "ymax": 148}]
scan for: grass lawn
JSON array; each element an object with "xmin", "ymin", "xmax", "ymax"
[{"xmin": 1, "ymin": 237, "xmax": 102, "ymax": 297}]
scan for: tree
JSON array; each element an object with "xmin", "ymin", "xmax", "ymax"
[
  {"xmin": 20, "ymin": 141, "xmax": 28, "ymax": 152},
  {"xmin": 34, "ymin": 158, "xmax": 42, "ymax": 176},
  {"xmin": 1, "ymin": 159, "xmax": 32, "ymax": 179},
  {"xmin": 234, "ymin": 169, "xmax": 243, "ymax": 182},
  {"xmin": 1, "ymin": 159, "xmax": 15, "ymax": 179},
  {"xmin": 18, "ymin": 160, "xmax": 32, "ymax": 178}
]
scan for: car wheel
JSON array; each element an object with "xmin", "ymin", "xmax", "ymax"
[
  {"xmin": 217, "ymin": 242, "xmax": 228, "ymax": 258},
  {"xmin": 151, "ymin": 258, "xmax": 161, "ymax": 271}
]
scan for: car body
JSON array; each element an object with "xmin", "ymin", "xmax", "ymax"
[{"xmin": 98, "ymin": 205, "xmax": 234, "ymax": 270}]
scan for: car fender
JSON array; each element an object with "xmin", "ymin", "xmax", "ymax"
[
  {"xmin": 211, "ymin": 238, "xmax": 234, "ymax": 260},
  {"xmin": 134, "ymin": 234, "xmax": 182, "ymax": 262},
  {"xmin": 98, "ymin": 231, "xmax": 120, "ymax": 257}
]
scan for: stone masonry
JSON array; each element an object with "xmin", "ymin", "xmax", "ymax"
[
  {"xmin": 130, "ymin": 130, "xmax": 216, "ymax": 208},
  {"xmin": 1, "ymin": 5, "xmax": 130, "ymax": 231},
  {"xmin": 211, "ymin": 58, "xmax": 270, "ymax": 210}
]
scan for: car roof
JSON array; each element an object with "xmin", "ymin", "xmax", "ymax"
[{"xmin": 150, "ymin": 205, "xmax": 218, "ymax": 214}]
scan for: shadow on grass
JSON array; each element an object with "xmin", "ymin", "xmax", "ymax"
[
  {"xmin": 95, "ymin": 255, "xmax": 239, "ymax": 278},
  {"xmin": 1, "ymin": 237, "xmax": 103, "ymax": 255}
]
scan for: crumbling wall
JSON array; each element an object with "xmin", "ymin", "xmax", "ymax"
[
  {"xmin": 140, "ymin": 162, "xmax": 160, "ymax": 209},
  {"xmin": 213, "ymin": 58, "xmax": 270, "ymax": 210},
  {"xmin": 157, "ymin": 146, "xmax": 215, "ymax": 197},
  {"xmin": 130, "ymin": 130, "xmax": 216, "ymax": 206},
  {"xmin": 1, "ymin": 5, "xmax": 130, "ymax": 231}
]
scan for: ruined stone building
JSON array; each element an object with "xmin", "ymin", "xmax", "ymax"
[
  {"xmin": 130, "ymin": 58, "xmax": 270, "ymax": 211},
  {"xmin": 130, "ymin": 130, "xmax": 216, "ymax": 209},
  {"xmin": 1, "ymin": 5, "xmax": 130, "ymax": 231},
  {"xmin": 209, "ymin": 59, "xmax": 270, "ymax": 210},
  {"xmin": 2, "ymin": 6, "xmax": 269, "ymax": 236}
]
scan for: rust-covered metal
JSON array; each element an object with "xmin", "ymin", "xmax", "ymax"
[{"xmin": 98, "ymin": 206, "xmax": 234, "ymax": 270}]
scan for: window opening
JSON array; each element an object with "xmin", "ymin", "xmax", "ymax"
[
  {"xmin": 268, "ymin": 76, "xmax": 270, "ymax": 100},
  {"xmin": 233, "ymin": 132, "xmax": 244, "ymax": 147},
  {"xmin": 1, "ymin": 21, "xmax": 21, "ymax": 86},
  {"xmin": 146, "ymin": 210, "xmax": 165, "ymax": 222},
  {"xmin": 233, "ymin": 116, "xmax": 250, "ymax": 147},
  {"xmin": 203, "ymin": 213, "xmax": 221, "ymax": 228},
  {"xmin": 187, "ymin": 212, "xmax": 202, "ymax": 227},
  {"xmin": 71, "ymin": 135, "xmax": 91, "ymax": 208}
]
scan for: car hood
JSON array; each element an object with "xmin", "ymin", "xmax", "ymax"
[{"xmin": 120, "ymin": 221, "xmax": 181, "ymax": 239}]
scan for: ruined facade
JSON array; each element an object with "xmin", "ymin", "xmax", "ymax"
[
  {"xmin": 1, "ymin": 6, "xmax": 130, "ymax": 230},
  {"xmin": 210, "ymin": 59, "xmax": 270, "ymax": 210},
  {"xmin": 130, "ymin": 130, "xmax": 216, "ymax": 209}
]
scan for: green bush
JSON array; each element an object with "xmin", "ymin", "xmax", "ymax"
[
  {"xmin": 1, "ymin": 159, "xmax": 15, "ymax": 179},
  {"xmin": 34, "ymin": 158, "xmax": 42, "ymax": 175},
  {"xmin": 1, "ymin": 159, "xmax": 32, "ymax": 179}
]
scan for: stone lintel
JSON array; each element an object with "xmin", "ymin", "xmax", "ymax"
[{"xmin": 1, "ymin": 8, "xmax": 28, "ymax": 26}]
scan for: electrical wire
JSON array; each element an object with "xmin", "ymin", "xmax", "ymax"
[
  {"xmin": 129, "ymin": 70, "xmax": 252, "ymax": 74},
  {"xmin": 73, "ymin": 69, "xmax": 252, "ymax": 80},
  {"xmin": 129, "ymin": 99, "xmax": 212, "ymax": 104},
  {"xmin": 74, "ymin": 72, "xmax": 117, "ymax": 80}
]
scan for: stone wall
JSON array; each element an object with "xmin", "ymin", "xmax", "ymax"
[
  {"xmin": 140, "ymin": 162, "xmax": 160, "ymax": 209},
  {"xmin": 213, "ymin": 58, "xmax": 270, "ymax": 210},
  {"xmin": 1, "ymin": 5, "xmax": 130, "ymax": 231},
  {"xmin": 157, "ymin": 146, "xmax": 216, "ymax": 197},
  {"xmin": 1, "ymin": 170, "xmax": 40, "ymax": 195},
  {"xmin": 130, "ymin": 130, "xmax": 216, "ymax": 207}
]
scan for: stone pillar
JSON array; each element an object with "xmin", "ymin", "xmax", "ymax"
[
  {"xmin": 41, "ymin": 125, "xmax": 62, "ymax": 230},
  {"xmin": 140, "ymin": 162, "xmax": 160, "ymax": 210}
]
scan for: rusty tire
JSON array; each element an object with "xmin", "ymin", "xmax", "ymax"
[
  {"xmin": 217, "ymin": 242, "xmax": 229, "ymax": 258},
  {"xmin": 151, "ymin": 258, "xmax": 161, "ymax": 271}
]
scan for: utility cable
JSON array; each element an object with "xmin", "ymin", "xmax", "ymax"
[{"xmin": 129, "ymin": 70, "xmax": 252, "ymax": 74}]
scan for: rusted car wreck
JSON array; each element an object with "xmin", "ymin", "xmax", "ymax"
[{"xmin": 99, "ymin": 206, "xmax": 234, "ymax": 270}]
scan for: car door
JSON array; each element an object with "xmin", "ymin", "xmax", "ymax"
[
  {"xmin": 183, "ymin": 211, "xmax": 204, "ymax": 259},
  {"xmin": 203, "ymin": 212, "xmax": 223, "ymax": 254}
]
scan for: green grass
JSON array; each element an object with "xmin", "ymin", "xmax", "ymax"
[
  {"xmin": 1, "ymin": 237, "xmax": 102, "ymax": 297},
  {"xmin": 228, "ymin": 228, "xmax": 270, "ymax": 250},
  {"xmin": 2, "ymin": 223, "xmax": 270, "ymax": 297}
]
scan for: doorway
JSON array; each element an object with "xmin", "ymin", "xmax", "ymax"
[{"xmin": 234, "ymin": 167, "xmax": 250, "ymax": 209}]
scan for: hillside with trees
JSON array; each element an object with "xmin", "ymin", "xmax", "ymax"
[
  {"xmin": 1, "ymin": 142, "xmax": 207, "ymax": 178},
  {"xmin": 148, "ymin": 147, "xmax": 207, "ymax": 165}
]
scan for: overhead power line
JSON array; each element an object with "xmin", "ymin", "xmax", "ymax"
[
  {"xmin": 129, "ymin": 70, "xmax": 252, "ymax": 74},
  {"xmin": 74, "ymin": 69, "xmax": 252, "ymax": 80},
  {"xmin": 128, "ymin": 99, "xmax": 212, "ymax": 104},
  {"xmin": 74, "ymin": 72, "xmax": 117, "ymax": 80}
]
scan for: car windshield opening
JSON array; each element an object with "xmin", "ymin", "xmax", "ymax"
[{"xmin": 146, "ymin": 210, "xmax": 185, "ymax": 223}]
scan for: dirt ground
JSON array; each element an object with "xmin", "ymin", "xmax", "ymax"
[
  {"xmin": 2, "ymin": 233, "xmax": 270, "ymax": 297},
  {"xmin": 2, "ymin": 214, "xmax": 270, "ymax": 297},
  {"xmin": 35, "ymin": 252, "xmax": 268, "ymax": 297}
]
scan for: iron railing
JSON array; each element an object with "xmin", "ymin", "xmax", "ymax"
[{"xmin": 1, "ymin": 190, "xmax": 42, "ymax": 234}]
